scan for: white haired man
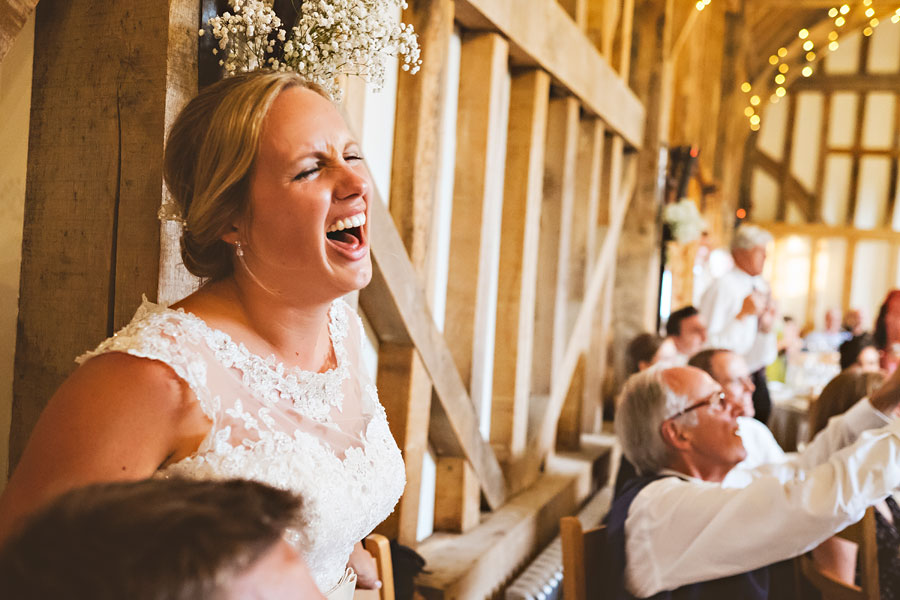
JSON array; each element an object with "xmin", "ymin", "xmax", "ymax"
[
  {"xmin": 699, "ymin": 224, "xmax": 777, "ymax": 423},
  {"xmin": 606, "ymin": 364, "xmax": 900, "ymax": 599}
]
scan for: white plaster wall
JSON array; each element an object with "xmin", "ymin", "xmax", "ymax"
[{"xmin": 0, "ymin": 15, "xmax": 35, "ymax": 489}]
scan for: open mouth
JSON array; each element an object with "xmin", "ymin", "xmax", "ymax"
[{"xmin": 326, "ymin": 212, "xmax": 367, "ymax": 253}]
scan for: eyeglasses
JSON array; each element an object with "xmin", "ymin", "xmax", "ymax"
[{"xmin": 664, "ymin": 390, "xmax": 726, "ymax": 421}]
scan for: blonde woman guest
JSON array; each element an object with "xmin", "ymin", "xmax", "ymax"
[
  {"xmin": 0, "ymin": 71, "xmax": 405, "ymax": 599},
  {"xmin": 808, "ymin": 369, "xmax": 900, "ymax": 598}
]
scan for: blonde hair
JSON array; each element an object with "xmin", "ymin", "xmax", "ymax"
[{"xmin": 163, "ymin": 71, "xmax": 330, "ymax": 279}]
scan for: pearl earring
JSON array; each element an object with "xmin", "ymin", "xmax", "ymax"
[{"xmin": 235, "ymin": 241, "xmax": 244, "ymax": 257}]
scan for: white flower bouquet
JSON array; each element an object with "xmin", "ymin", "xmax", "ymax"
[
  {"xmin": 662, "ymin": 198, "xmax": 706, "ymax": 244},
  {"xmin": 203, "ymin": 0, "xmax": 421, "ymax": 100}
]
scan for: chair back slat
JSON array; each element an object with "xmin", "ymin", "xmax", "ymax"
[{"xmin": 561, "ymin": 516, "xmax": 608, "ymax": 600}]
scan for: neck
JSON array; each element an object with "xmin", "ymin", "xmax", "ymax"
[
  {"xmin": 225, "ymin": 273, "xmax": 336, "ymax": 371},
  {"xmin": 666, "ymin": 454, "xmax": 734, "ymax": 483}
]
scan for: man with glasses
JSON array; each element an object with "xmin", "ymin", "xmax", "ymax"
[{"xmin": 606, "ymin": 364, "xmax": 900, "ymax": 599}]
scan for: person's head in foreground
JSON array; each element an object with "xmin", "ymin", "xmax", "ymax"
[
  {"xmin": 730, "ymin": 224, "xmax": 772, "ymax": 276},
  {"xmin": 688, "ymin": 348, "xmax": 755, "ymax": 418},
  {"xmin": 810, "ymin": 369, "xmax": 888, "ymax": 437},
  {"xmin": 665, "ymin": 306, "xmax": 707, "ymax": 358},
  {"xmin": 0, "ymin": 478, "xmax": 324, "ymax": 600},
  {"xmin": 614, "ymin": 365, "xmax": 745, "ymax": 482}
]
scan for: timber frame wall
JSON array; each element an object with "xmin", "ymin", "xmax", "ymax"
[{"xmin": 8, "ymin": 0, "xmax": 646, "ymax": 597}]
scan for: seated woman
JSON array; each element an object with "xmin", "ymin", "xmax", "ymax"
[
  {"xmin": 0, "ymin": 71, "xmax": 405, "ymax": 599},
  {"xmin": 808, "ymin": 369, "xmax": 900, "ymax": 598}
]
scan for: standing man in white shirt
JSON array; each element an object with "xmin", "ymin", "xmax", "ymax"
[
  {"xmin": 699, "ymin": 224, "xmax": 777, "ymax": 424},
  {"xmin": 607, "ymin": 364, "xmax": 900, "ymax": 598}
]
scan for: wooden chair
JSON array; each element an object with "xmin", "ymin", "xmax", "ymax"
[
  {"xmin": 797, "ymin": 507, "xmax": 880, "ymax": 600},
  {"xmin": 560, "ymin": 516, "xmax": 608, "ymax": 600},
  {"xmin": 353, "ymin": 533, "xmax": 395, "ymax": 600}
]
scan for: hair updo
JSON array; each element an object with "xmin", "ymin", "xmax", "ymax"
[{"xmin": 163, "ymin": 71, "xmax": 329, "ymax": 280}]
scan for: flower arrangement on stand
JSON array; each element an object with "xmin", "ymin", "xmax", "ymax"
[
  {"xmin": 662, "ymin": 198, "xmax": 706, "ymax": 244},
  {"xmin": 202, "ymin": 0, "xmax": 422, "ymax": 100}
]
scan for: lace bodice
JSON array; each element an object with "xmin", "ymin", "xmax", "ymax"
[{"xmin": 77, "ymin": 298, "xmax": 406, "ymax": 593}]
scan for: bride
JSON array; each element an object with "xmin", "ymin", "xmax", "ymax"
[{"xmin": 0, "ymin": 70, "xmax": 406, "ymax": 599}]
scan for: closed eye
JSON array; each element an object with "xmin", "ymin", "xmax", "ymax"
[
  {"xmin": 294, "ymin": 167, "xmax": 320, "ymax": 181},
  {"xmin": 344, "ymin": 154, "xmax": 362, "ymax": 163}
]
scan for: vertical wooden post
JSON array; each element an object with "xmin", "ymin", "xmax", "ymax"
[
  {"xmin": 533, "ymin": 96, "xmax": 580, "ymax": 397},
  {"xmin": 611, "ymin": 0, "xmax": 672, "ymax": 387},
  {"xmin": 440, "ymin": 30, "xmax": 509, "ymax": 532},
  {"xmin": 0, "ymin": 0, "xmax": 39, "ymax": 62},
  {"xmin": 374, "ymin": 0, "xmax": 454, "ymax": 546},
  {"xmin": 490, "ymin": 69, "xmax": 550, "ymax": 467},
  {"xmin": 560, "ymin": 0, "xmax": 588, "ymax": 29},
  {"xmin": 12, "ymin": 0, "xmax": 199, "ymax": 469}
]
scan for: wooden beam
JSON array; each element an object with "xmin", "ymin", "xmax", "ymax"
[
  {"xmin": 12, "ymin": 0, "xmax": 198, "ymax": 469},
  {"xmin": 750, "ymin": 146, "xmax": 815, "ymax": 222},
  {"xmin": 533, "ymin": 97, "xmax": 580, "ymax": 398},
  {"xmin": 0, "ymin": 0, "xmax": 38, "ymax": 63},
  {"xmin": 360, "ymin": 197, "xmax": 508, "ymax": 510},
  {"xmin": 754, "ymin": 221, "xmax": 900, "ymax": 243},
  {"xmin": 573, "ymin": 117, "xmax": 606, "ymax": 301},
  {"xmin": 846, "ymin": 34, "xmax": 872, "ymax": 227},
  {"xmin": 454, "ymin": 0, "xmax": 645, "ymax": 148},
  {"xmin": 813, "ymin": 92, "xmax": 831, "ymax": 222},
  {"xmin": 614, "ymin": 0, "xmax": 635, "ymax": 80},
  {"xmin": 490, "ymin": 69, "xmax": 550, "ymax": 465},
  {"xmin": 556, "ymin": 354, "xmax": 586, "ymax": 451},
  {"xmin": 375, "ymin": 0, "xmax": 455, "ymax": 546},
  {"xmin": 792, "ymin": 74, "xmax": 900, "ymax": 93},
  {"xmin": 776, "ymin": 93, "xmax": 797, "ymax": 222},
  {"xmin": 433, "ymin": 457, "xmax": 480, "ymax": 532},
  {"xmin": 804, "ymin": 236, "xmax": 820, "ymax": 330},
  {"xmin": 439, "ymin": 30, "xmax": 509, "ymax": 530},
  {"xmin": 842, "ymin": 238, "xmax": 857, "ymax": 313},
  {"xmin": 559, "ymin": 0, "xmax": 587, "ymax": 29}
]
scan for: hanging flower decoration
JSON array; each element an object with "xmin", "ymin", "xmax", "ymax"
[
  {"xmin": 663, "ymin": 198, "xmax": 707, "ymax": 244},
  {"xmin": 202, "ymin": 0, "xmax": 422, "ymax": 101}
]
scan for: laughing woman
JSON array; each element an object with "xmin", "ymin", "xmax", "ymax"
[{"xmin": 0, "ymin": 71, "xmax": 406, "ymax": 599}]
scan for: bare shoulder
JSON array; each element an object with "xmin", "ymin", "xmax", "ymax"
[{"xmin": 0, "ymin": 352, "xmax": 208, "ymax": 541}]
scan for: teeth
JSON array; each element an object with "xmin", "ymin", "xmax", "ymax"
[{"xmin": 327, "ymin": 212, "xmax": 366, "ymax": 233}]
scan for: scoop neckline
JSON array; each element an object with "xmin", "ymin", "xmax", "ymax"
[{"xmin": 142, "ymin": 297, "xmax": 347, "ymax": 378}]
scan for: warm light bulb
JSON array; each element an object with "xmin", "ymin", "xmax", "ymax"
[
  {"xmin": 769, "ymin": 55, "xmax": 779, "ymax": 65},
  {"xmin": 803, "ymin": 40, "xmax": 814, "ymax": 51},
  {"xmin": 741, "ymin": 82, "xmax": 752, "ymax": 93},
  {"xmin": 696, "ymin": 1, "xmax": 704, "ymax": 10},
  {"xmin": 775, "ymin": 73, "xmax": 786, "ymax": 84},
  {"xmin": 806, "ymin": 51, "xmax": 816, "ymax": 61},
  {"xmin": 863, "ymin": 26, "xmax": 873, "ymax": 36},
  {"xmin": 745, "ymin": 106, "xmax": 755, "ymax": 117},
  {"xmin": 871, "ymin": 17, "xmax": 879, "ymax": 27},
  {"xmin": 828, "ymin": 7, "xmax": 838, "ymax": 17},
  {"xmin": 750, "ymin": 95, "xmax": 760, "ymax": 105},
  {"xmin": 750, "ymin": 123, "xmax": 761, "ymax": 132},
  {"xmin": 799, "ymin": 29, "xmax": 809, "ymax": 39},
  {"xmin": 865, "ymin": 8, "xmax": 875, "ymax": 18},
  {"xmin": 736, "ymin": 208, "xmax": 747, "ymax": 218},
  {"xmin": 779, "ymin": 63, "xmax": 789, "ymax": 74},
  {"xmin": 750, "ymin": 115, "xmax": 761, "ymax": 125},
  {"xmin": 893, "ymin": 14, "xmax": 900, "ymax": 24},
  {"xmin": 777, "ymin": 47, "xmax": 788, "ymax": 57},
  {"xmin": 839, "ymin": 4, "xmax": 850, "ymax": 15},
  {"xmin": 802, "ymin": 66, "xmax": 813, "ymax": 77},
  {"xmin": 828, "ymin": 31, "xmax": 839, "ymax": 41},
  {"xmin": 776, "ymin": 86, "xmax": 786, "ymax": 97},
  {"xmin": 835, "ymin": 16, "xmax": 846, "ymax": 27},
  {"xmin": 829, "ymin": 41, "xmax": 840, "ymax": 51}
]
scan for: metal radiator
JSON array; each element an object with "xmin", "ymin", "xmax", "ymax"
[{"xmin": 504, "ymin": 487, "xmax": 612, "ymax": 600}]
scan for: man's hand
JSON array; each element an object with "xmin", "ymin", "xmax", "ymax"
[
  {"xmin": 758, "ymin": 301, "xmax": 777, "ymax": 333},
  {"xmin": 348, "ymin": 541, "xmax": 381, "ymax": 590},
  {"xmin": 738, "ymin": 293, "xmax": 764, "ymax": 320},
  {"xmin": 869, "ymin": 364, "xmax": 900, "ymax": 415}
]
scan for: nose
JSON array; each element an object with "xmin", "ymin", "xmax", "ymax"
[
  {"xmin": 334, "ymin": 161, "xmax": 370, "ymax": 202},
  {"xmin": 725, "ymin": 394, "xmax": 746, "ymax": 418}
]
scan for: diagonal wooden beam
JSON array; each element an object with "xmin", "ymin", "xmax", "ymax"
[
  {"xmin": 0, "ymin": 0, "xmax": 38, "ymax": 63},
  {"xmin": 454, "ymin": 0, "xmax": 644, "ymax": 148},
  {"xmin": 360, "ymin": 197, "xmax": 507, "ymax": 510}
]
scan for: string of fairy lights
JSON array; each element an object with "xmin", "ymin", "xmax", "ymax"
[{"xmin": 698, "ymin": 1, "xmax": 900, "ymax": 131}]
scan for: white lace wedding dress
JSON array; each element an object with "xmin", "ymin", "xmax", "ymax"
[{"xmin": 78, "ymin": 297, "xmax": 406, "ymax": 594}]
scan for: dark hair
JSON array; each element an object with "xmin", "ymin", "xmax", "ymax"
[
  {"xmin": 0, "ymin": 478, "xmax": 301, "ymax": 600},
  {"xmin": 666, "ymin": 306, "xmax": 700, "ymax": 337},
  {"xmin": 627, "ymin": 333, "xmax": 665, "ymax": 375},
  {"xmin": 687, "ymin": 348, "xmax": 729, "ymax": 376},
  {"xmin": 809, "ymin": 370, "xmax": 885, "ymax": 437},
  {"xmin": 839, "ymin": 333, "xmax": 877, "ymax": 371},
  {"xmin": 873, "ymin": 290, "xmax": 900, "ymax": 349}
]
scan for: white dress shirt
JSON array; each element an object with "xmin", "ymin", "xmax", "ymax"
[
  {"xmin": 623, "ymin": 398, "xmax": 895, "ymax": 597},
  {"xmin": 699, "ymin": 267, "xmax": 777, "ymax": 372},
  {"xmin": 720, "ymin": 416, "xmax": 786, "ymax": 485}
]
